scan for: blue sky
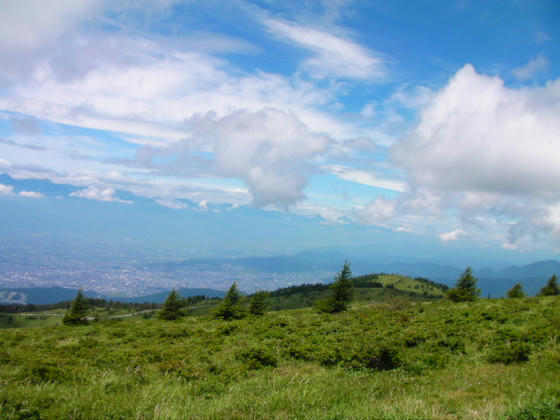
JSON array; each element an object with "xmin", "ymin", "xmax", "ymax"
[{"xmin": 1, "ymin": 0, "xmax": 559, "ymax": 259}]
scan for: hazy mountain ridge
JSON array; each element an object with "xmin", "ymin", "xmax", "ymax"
[{"xmin": 1, "ymin": 258, "xmax": 558, "ymax": 304}]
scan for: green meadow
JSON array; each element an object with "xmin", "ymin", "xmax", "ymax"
[{"xmin": 1, "ymin": 292, "xmax": 559, "ymax": 419}]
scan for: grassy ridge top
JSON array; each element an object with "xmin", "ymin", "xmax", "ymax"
[
  {"xmin": 1, "ymin": 296, "xmax": 559, "ymax": 419},
  {"xmin": 266, "ymin": 273, "xmax": 446, "ymax": 311}
]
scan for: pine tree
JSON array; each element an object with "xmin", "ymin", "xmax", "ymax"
[
  {"xmin": 446, "ymin": 267, "xmax": 481, "ymax": 302},
  {"xmin": 249, "ymin": 291, "xmax": 269, "ymax": 316},
  {"xmin": 213, "ymin": 282, "xmax": 245, "ymax": 320},
  {"xmin": 539, "ymin": 274, "xmax": 559, "ymax": 296},
  {"xmin": 316, "ymin": 261, "xmax": 354, "ymax": 313},
  {"xmin": 157, "ymin": 290, "xmax": 184, "ymax": 320},
  {"xmin": 63, "ymin": 289, "xmax": 90, "ymax": 325},
  {"xmin": 507, "ymin": 283, "xmax": 525, "ymax": 298}
]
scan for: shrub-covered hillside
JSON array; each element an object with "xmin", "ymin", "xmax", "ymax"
[
  {"xmin": 1, "ymin": 296, "xmax": 559, "ymax": 419},
  {"xmin": 266, "ymin": 273, "xmax": 447, "ymax": 310}
]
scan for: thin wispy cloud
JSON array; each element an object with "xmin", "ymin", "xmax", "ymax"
[
  {"xmin": 512, "ymin": 54, "xmax": 550, "ymax": 80},
  {"xmin": 265, "ymin": 18, "xmax": 386, "ymax": 80},
  {"xmin": 324, "ymin": 164, "xmax": 407, "ymax": 192}
]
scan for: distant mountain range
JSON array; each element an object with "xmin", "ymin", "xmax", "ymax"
[
  {"xmin": 476, "ymin": 260, "xmax": 560, "ymax": 297},
  {"xmin": 0, "ymin": 287, "xmax": 87, "ymax": 305},
  {"xmin": 150, "ymin": 253, "xmax": 559, "ymax": 296},
  {"xmin": 1, "ymin": 258, "xmax": 559, "ymax": 304}
]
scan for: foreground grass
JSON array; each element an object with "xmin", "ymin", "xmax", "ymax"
[{"xmin": 1, "ymin": 297, "xmax": 559, "ymax": 419}]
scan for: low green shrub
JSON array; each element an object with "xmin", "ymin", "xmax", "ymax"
[
  {"xmin": 158, "ymin": 326, "xmax": 191, "ymax": 339},
  {"xmin": 436, "ymin": 336, "xmax": 466, "ymax": 354},
  {"xmin": 217, "ymin": 324, "xmax": 238, "ymax": 336},
  {"xmin": 286, "ymin": 343, "xmax": 316, "ymax": 361},
  {"xmin": 349, "ymin": 343, "xmax": 402, "ymax": 371},
  {"xmin": 507, "ymin": 399, "xmax": 560, "ymax": 420},
  {"xmin": 24, "ymin": 363, "xmax": 69, "ymax": 384},
  {"xmin": 157, "ymin": 358, "xmax": 186, "ymax": 375},
  {"xmin": 487, "ymin": 341, "xmax": 532, "ymax": 364},
  {"xmin": 236, "ymin": 346, "xmax": 277, "ymax": 369}
]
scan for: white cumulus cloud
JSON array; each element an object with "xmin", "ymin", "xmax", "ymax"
[
  {"xmin": 393, "ymin": 63, "xmax": 560, "ymax": 247},
  {"xmin": 354, "ymin": 196, "xmax": 396, "ymax": 225},
  {"xmin": 19, "ymin": 190, "xmax": 44, "ymax": 198},
  {"xmin": 394, "ymin": 63, "xmax": 560, "ymax": 197},
  {"xmin": 438, "ymin": 229, "xmax": 468, "ymax": 242},
  {"xmin": 0, "ymin": 184, "xmax": 14, "ymax": 195},
  {"xmin": 70, "ymin": 186, "xmax": 132, "ymax": 204},
  {"xmin": 187, "ymin": 108, "xmax": 330, "ymax": 207}
]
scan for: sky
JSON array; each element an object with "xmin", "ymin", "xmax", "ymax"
[{"xmin": 0, "ymin": 0, "xmax": 560, "ymax": 261}]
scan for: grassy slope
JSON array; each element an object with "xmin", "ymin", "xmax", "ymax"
[
  {"xmin": 0, "ymin": 274, "xmax": 442, "ymax": 328},
  {"xmin": 1, "ymin": 296, "xmax": 559, "ymax": 419},
  {"xmin": 0, "ymin": 307, "xmax": 163, "ymax": 329},
  {"xmin": 0, "ymin": 313, "xmax": 62, "ymax": 329}
]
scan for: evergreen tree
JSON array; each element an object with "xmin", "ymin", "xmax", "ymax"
[
  {"xmin": 446, "ymin": 267, "xmax": 481, "ymax": 302},
  {"xmin": 539, "ymin": 274, "xmax": 559, "ymax": 296},
  {"xmin": 507, "ymin": 283, "xmax": 525, "ymax": 298},
  {"xmin": 317, "ymin": 261, "xmax": 354, "ymax": 313},
  {"xmin": 157, "ymin": 290, "xmax": 184, "ymax": 320},
  {"xmin": 249, "ymin": 291, "xmax": 269, "ymax": 316},
  {"xmin": 213, "ymin": 282, "xmax": 245, "ymax": 320},
  {"xmin": 63, "ymin": 289, "xmax": 89, "ymax": 325}
]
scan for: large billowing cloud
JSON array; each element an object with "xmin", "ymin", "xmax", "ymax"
[
  {"xmin": 191, "ymin": 109, "xmax": 329, "ymax": 206},
  {"xmin": 394, "ymin": 64, "xmax": 560, "ymax": 196},
  {"xmin": 141, "ymin": 108, "xmax": 330, "ymax": 207},
  {"xmin": 0, "ymin": 0, "xmax": 97, "ymax": 83},
  {"xmin": 392, "ymin": 64, "xmax": 560, "ymax": 247}
]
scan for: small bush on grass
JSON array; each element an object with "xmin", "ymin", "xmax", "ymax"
[
  {"xmin": 217, "ymin": 324, "xmax": 238, "ymax": 336},
  {"xmin": 236, "ymin": 347, "xmax": 277, "ymax": 369},
  {"xmin": 436, "ymin": 336, "xmax": 466, "ymax": 354},
  {"xmin": 347, "ymin": 343, "xmax": 402, "ymax": 371},
  {"xmin": 487, "ymin": 341, "xmax": 532, "ymax": 364},
  {"xmin": 507, "ymin": 399, "xmax": 560, "ymax": 420},
  {"xmin": 360, "ymin": 345, "xmax": 402, "ymax": 370},
  {"xmin": 24, "ymin": 363, "xmax": 69, "ymax": 384}
]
